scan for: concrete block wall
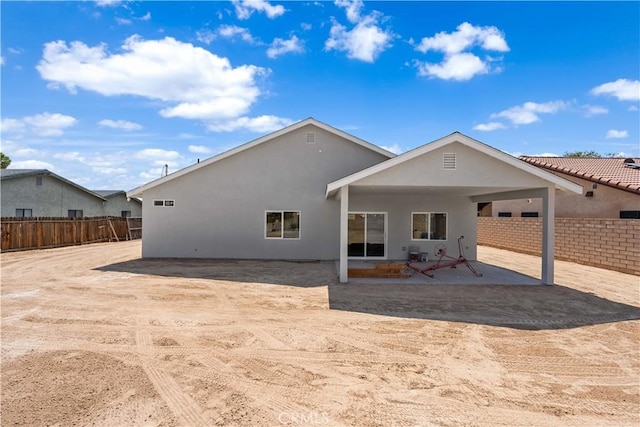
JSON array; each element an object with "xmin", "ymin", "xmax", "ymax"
[{"xmin": 478, "ymin": 217, "xmax": 640, "ymax": 276}]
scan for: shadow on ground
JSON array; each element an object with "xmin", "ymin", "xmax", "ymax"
[
  {"xmin": 96, "ymin": 258, "xmax": 640, "ymax": 330},
  {"xmin": 328, "ymin": 282, "xmax": 640, "ymax": 330},
  {"xmin": 95, "ymin": 258, "xmax": 338, "ymax": 288}
]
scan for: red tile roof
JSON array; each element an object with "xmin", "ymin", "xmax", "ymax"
[{"xmin": 519, "ymin": 157, "xmax": 640, "ymax": 194}]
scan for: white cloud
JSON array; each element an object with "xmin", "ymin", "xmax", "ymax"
[
  {"xmin": 629, "ymin": 105, "xmax": 639, "ymax": 112},
  {"xmin": 301, "ymin": 23, "xmax": 312, "ymax": 31},
  {"xmin": 473, "ymin": 122, "xmax": 506, "ymax": 131},
  {"xmin": 325, "ymin": 13, "xmax": 393, "ymax": 63},
  {"xmin": 54, "ymin": 151, "xmax": 85, "ymax": 162},
  {"xmin": 591, "ymin": 79, "xmax": 640, "ymax": 101},
  {"xmin": 95, "ymin": 0, "xmax": 121, "ymax": 6},
  {"xmin": 36, "ymin": 35, "xmax": 288, "ymax": 129},
  {"xmin": 416, "ymin": 53, "xmax": 487, "ymax": 81},
  {"xmin": 1, "ymin": 118, "xmax": 26, "ymax": 133},
  {"xmin": 380, "ymin": 143, "xmax": 402, "ymax": 154},
  {"xmin": 9, "ymin": 160, "xmax": 55, "ymax": 170},
  {"xmin": 2, "ymin": 113, "xmax": 77, "ymax": 137},
  {"xmin": 606, "ymin": 129, "xmax": 628, "ymax": 139},
  {"xmin": 232, "ymin": 0, "xmax": 285, "ymax": 19},
  {"xmin": 116, "ymin": 17, "xmax": 132, "ymax": 25},
  {"xmin": 490, "ymin": 101, "xmax": 568, "ymax": 125},
  {"xmin": 207, "ymin": 115, "xmax": 293, "ymax": 132},
  {"xmin": 188, "ymin": 145, "xmax": 212, "ymax": 154},
  {"xmin": 414, "ymin": 22, "xmax": 508, "ymax": 81},
  {"xmin": 98, "ymin": 119, "xmax": 142, "ymax": 131},
  {"xmin": 582, "ymin": 104, "xmax": 608, "ymax": 117},
  {"xmin": 267, "ymin": 35, "xmax": 304, "ymax": 58},
  {"xmin": 0, "ymin": 56, "xmax": 4, "ymax": 66},
  {"xmin": 196, "ymin": 30, "xmax": 216, "ymax": 45},
  {"xmin": 416, "ymin": 22, "xmax": 509, "ymax": 55},
  {"xmin": 139, "ymin": 12, "xmax": 151, "ymax": 21},
  {"xmin": 217, "ymin": 25, "xmax": 258, "ymax": 44},
  {"xmin": 92, "ymin": 166, "xmax": 128, "ymax": 174},
  {"xmin": 135, "ymin": 148, "xmax": 181, "ymax": 161},
  {"xmin": 335, "ymin": 0, "xmax": 364, "ymax": 24}
]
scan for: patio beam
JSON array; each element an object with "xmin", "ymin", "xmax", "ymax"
[
  {"xmin": 541, "ymin": 186, "xmax": 555, "ymax": 285},
  {"xmin": 339, "ymin": 185, "xmax": 349, "ymax": 283}
]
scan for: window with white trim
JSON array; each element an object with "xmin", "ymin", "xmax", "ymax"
[
  {"xmin": 411, "ymin": 212, "xmax": 447, "ymax": 240},
  {"xmin": 68, "ymin": 209, "xmax": 83, "ymax": 218},
  {"xmin": 266, "ymin": 211, "xmax": 300, "ymax": 239},
  {"xmin": 153, "ymin": 199, "xmax": 175, "ymax": 207}
]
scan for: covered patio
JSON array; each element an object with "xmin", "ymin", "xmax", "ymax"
[{"xmin": 326, "ymin": 133, "xmax": 582, "ymax": 285}]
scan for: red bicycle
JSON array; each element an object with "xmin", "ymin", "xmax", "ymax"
[{"xmin": 405, "ymin": 236, "xmax": 482, "ymax": 278}]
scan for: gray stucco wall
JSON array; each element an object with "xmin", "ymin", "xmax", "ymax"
[
  {"xmin": 1, "ymin": 174, "xmax": 105, "ymax": 217},
  {"xmin": 103, "ymin": 194, "xmax": 142, "ymax": 217},
  {"xmin": 141, "ymin": 124, "xmax": 390, "ymax": 259},
  {"xmin": 349, "ymin": 194, "xmax": 478, "ymax": 261}
]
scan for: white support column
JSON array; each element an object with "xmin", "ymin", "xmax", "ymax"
[
  {"xmin": 541, "ymin": 186, "xmax": 555, "ymax": 285},
  {"xmin": 339, "ymin": 185, "xmax": 349, "ymax": 283}
]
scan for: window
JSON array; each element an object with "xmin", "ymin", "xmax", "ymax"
[
  {"xmin": 153, "ymin": 200, "xmax": 164, "ymax": 206},
  {"xmin": 68, "ymin": 210, "xmax": 83, "ymax": 218},
  {"xmin": 36, "ymin": 176, "xmax": 43, "ymax": 186},
  {"xmin": 521, "ymin": 212, "xmax": 539, "ymax": 218},
  {"xmin": 164, "ymin": 200, "xmax": 175, "ymax": 207},
  {"xmin": 266, "ymin": 211, "xmax": 300, "ymax": 239},
  {"xmin": 16, "ymin": 209, "xmax": 33, "ymax": 218},
  {"xmin": 121, "ymin": 211, "xmax": 131, "ymax": 218},
  {"xmin": 412, "ymin": 212, "xmax": 447, "ymax": 240},
  {"xmin": 620, "ymin": 210, "xmax": 640, "ymax": 219},
  {"xmin": 498, "ymin": 212, "xmax": 512, "ymax": 217},
  {"xmin": 153, "ymin": 200, "xmax": 174, "ymax": 207}
]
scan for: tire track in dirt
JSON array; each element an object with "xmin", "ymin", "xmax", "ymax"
[
  {"xmin": 144, "ymin": 366, "xmax": 209, "ymax": 427},
  {"xmin": 133, "ymin": 317, "xmax": 210, "ymax": 426}
]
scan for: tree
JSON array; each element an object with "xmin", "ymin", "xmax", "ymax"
[
  {"xmin": 562, "ymin": 150, "xmax": 601, "ymax": 158},
  {"xmin": 0, "ymin": 152, "xmax": 10, "ymax": 169}
]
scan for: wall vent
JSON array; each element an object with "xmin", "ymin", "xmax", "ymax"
[
  {"xmin": 306, "ymin": 132, "xmax": 316, "ymax": 144},
  {"xmin": 443, "ymin": 153, "xmax": 456, "ymax": 170}
]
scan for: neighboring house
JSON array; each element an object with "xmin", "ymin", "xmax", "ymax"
[
  {"xmin": 128, "ymin": 118, "xmax": 581, "ymax": 284},
  {"xmin": 93, "ymin": 190, "xmax": 142, "ymax": 218},
  {"xmin": 0, "ymin": 169, "xmax": 140, "ymax": 218},
  {"xmin": 486, "ymin": 157, "xmax": 640, "ymax": 219}
]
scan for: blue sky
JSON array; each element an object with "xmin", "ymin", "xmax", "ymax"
[{"xmin": 1, "ymin": 0, "xmax": 639, "ymax": 190}]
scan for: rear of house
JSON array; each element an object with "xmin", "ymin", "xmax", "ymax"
[
  {"xmin": 129, "ymin": 118, "xmax": 582, "ymax": 284},
  {"xmin": 132, "ymin": 120, "xmax": 391, "ymax": 259}
]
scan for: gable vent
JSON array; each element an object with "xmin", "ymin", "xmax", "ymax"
[
  {"xmin": 306, "ymin": 132, "xmax": 316, "ymax": 144},
  {"xmin": 443, "ymin": 153, "xmax": 456, "ymax": 170}
]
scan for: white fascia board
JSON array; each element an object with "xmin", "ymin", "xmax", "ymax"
[{"xmin": 128, "ymin": 117, "xmax": 394, "ymax": 199}]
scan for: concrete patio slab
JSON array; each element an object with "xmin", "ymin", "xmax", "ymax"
[{"xmin": 338, "ymin": 259, "xmax": 540, "ymax": 285}]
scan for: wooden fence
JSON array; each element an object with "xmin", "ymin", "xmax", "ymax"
[{"xmin": 1, "ymin": 216, "xmax": 141, "ymax": 252}]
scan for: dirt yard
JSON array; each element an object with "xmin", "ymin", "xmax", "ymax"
[{"xmin": 2, "ymin": 241, "xmax": 639, "ymax": 426}]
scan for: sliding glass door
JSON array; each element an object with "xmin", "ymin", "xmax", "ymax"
[{"xmin": 348, "ymin": 212, "xmax": 387, "ymax": 258}]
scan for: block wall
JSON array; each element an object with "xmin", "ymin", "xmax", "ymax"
[{"xmin": 477, "ymin": 217, "xmax": 640, "ymax": 276}]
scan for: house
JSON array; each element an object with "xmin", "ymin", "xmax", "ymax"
[
  {"xmin": 93, "ymin": 190, "xmax": 142, "ymax": 218},
  {"xmin": 127, "ymin": 118, "xmax": 582, "ymax": 284},
  {"xmin": 0, "ymin": 169, "xmax": 141, "ymax": 218},
  {"xmin": 484, "ymin": 157, "xmax": 640, "ymax": 219}
]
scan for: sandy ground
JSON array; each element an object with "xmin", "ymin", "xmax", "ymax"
[{"xmin": 1, "ymin": 241, "xmax": 639, "ymax": 427}]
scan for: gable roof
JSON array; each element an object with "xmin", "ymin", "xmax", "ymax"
[
  {"xmin": 93, "ymin": 190, "xmax": 142, "ymax": 203},
  {"xmin": 326, "ymin": 132, "xmax": 583, "ymax": 198},
  {"xmin": 520, "ymin": 156, "xmax": 640, "ymax": 194},
  {"xmin": 1, "ymin": 169, "xmax": 108, "ymax": 201},
  {"xmin": 128, "ymin": 117, "xmax": 395, "ymax": 198}
]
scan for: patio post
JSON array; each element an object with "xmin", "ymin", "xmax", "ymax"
[
  {"xmin": 542, "ymin": 186, "xmax": 555, "ymax": 285},
  {"xmin": 339, "ymin": 185, "xmax": 349, "ymax": 283}
]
